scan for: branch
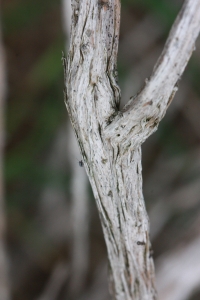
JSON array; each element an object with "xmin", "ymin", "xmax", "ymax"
[
  {"xmin": 68, "ymin": 126, "xmax": 89, "ymax": 294},
  {"xmin": 64, "ymin": 1, "xmax": 156, "ymax": 298},
  {"xmin": 156, "ymin": 235, "xmax": 200, "ymax": 300},
  {"xmin": 64, "ymin": 0, "xmax": 200, "ymax": 299},
  {"xmin": 36, "ymin": 262, "xmax": 69, "ymax": 300},
  {"xmin": 105, "ymin": 0, "xmax": 200, "ymax": 149},
  {"xmin": 65, "ymin": 0, "xmax": 121, "ymax": 135}
]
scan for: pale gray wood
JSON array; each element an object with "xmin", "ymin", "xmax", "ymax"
[{"xmin": 64, "ymin": 0, "xmax": 200, "ymax": 299}]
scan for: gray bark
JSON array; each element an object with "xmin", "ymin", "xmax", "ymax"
[{"xmin": 63, "ymin": 0, "xmax": 200, "ymax": 299}]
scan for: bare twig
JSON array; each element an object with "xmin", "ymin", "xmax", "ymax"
[
  {"xmin": 39, "ymin": 125, "xmax": 69, "ymax": 243},
  {"xmin": 36, "ymin": 262, "xmax": 69, "ymax": 300},
  {"xmin": 156, "ymin": 235, "xmax": 200, "ymax": 300},
  {"xmin": 78, "ymin": 260, "xmax": 109, "ymax": 300},
  {"xmin": 68, "ymin": 125, "xmax": 89, "ymax": 294},
  {"xmin": 105, "ymin": 0, "xmax": 200, "ymax": 148}
]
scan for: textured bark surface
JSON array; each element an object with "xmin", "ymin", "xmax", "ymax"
[{"xmin": 64, "ymin": 0, "xmax": 200, "ymax": 299}]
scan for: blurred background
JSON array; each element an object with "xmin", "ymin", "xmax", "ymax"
[{"xmin": 1, "ymin": 0, "xmax": 200, "ymax": 299}]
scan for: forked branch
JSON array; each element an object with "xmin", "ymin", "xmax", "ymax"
[
  {"xmin": 105, "ymin": 0, "xmax": 200, "ymax": 149},
  {"xmin": 64, "ymin": 0, "xmax": 200, "ymax": 299}
]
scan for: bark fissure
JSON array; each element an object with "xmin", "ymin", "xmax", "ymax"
[{"xmin": 64, "ymin": 0, "xmax": 200, "ymax": 299}]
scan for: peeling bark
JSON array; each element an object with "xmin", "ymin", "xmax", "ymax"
[{"xmin": 63, "ymin": 0, "xmax": 200, "ymax": 299}]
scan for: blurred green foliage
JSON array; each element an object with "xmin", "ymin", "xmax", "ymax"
[
  {"xmin": 3, "ymin": 0, "xmax": 59, "ymax": 34},
  {"xmin": 3, "ymin": 0, "xmax": 67, "ymax": 221}
]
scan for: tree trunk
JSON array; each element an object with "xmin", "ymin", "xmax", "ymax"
[{"xmin": 63, "ymin": 0, "xmax": 200, "ymax": 299}]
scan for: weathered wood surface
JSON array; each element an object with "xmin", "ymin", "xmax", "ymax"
[{"xmin": 64, "ymin": 0, "xmax": 200, "ymax": 299}]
